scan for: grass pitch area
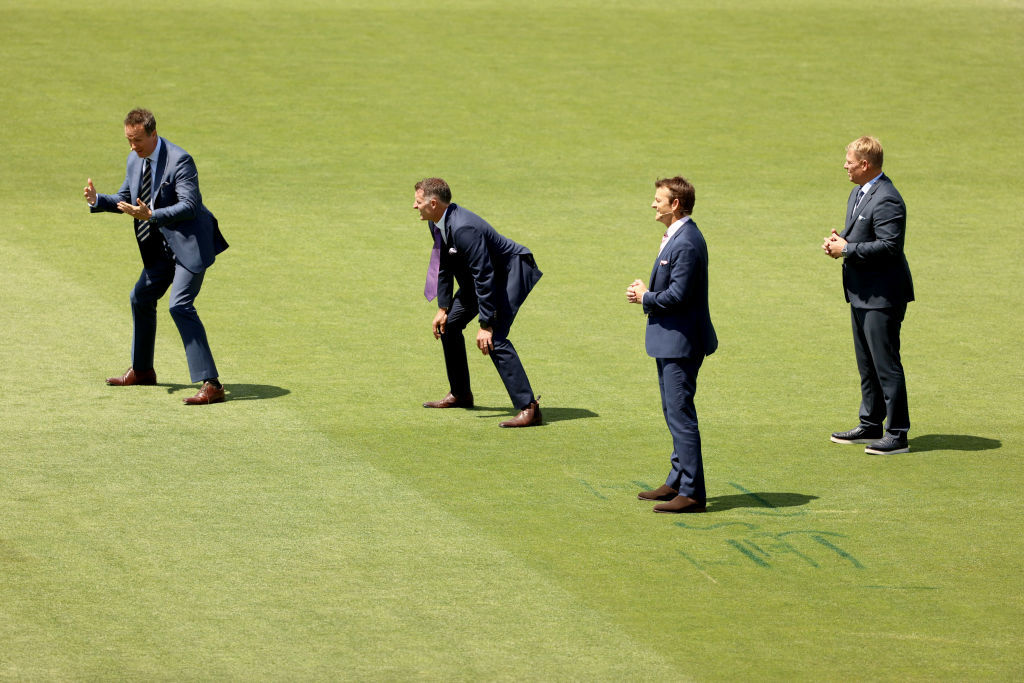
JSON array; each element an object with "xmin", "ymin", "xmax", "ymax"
[{"xmin": 2, "ymin": 0, "xmax": 1022, "ymax": 679}]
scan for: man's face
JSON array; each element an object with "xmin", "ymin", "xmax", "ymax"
[
  {"xmin": 652, "ymin": 186, "xmax": 677, "ymax": 227},
  {"xmin": 125, "ymin": 124, "xmax": 158, "ymax": 158},
  {"xmin": 844, "ymin": 149, "xmax": 872, "ymax": 185},
  {"xmin": 414, "ymin": 189, "xmax": 443, "ymax": 222}
]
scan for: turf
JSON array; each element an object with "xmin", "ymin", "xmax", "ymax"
[{"xmin": 1, "ymin": 0, "xmax": 1022, "ymax": 679}]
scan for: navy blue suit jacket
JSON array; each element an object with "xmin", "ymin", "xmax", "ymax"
[
  {"xmin": 92, "ymin": 137, "xmax": 228, "ymax": 272},
  {"xmin": 642, "ymin": 219, "xmax": 718, "ymax": 360},
  {"xmin": 839, "ymin": 174, "xmax": 914, "ymax": 308},
  {"xmin": 432, "ymin": 203, "xmax": 541, "ymax": 328}
]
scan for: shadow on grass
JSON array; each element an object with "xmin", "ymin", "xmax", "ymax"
[
  {"xmin": 471, "ymin": 406, "xmax": 599, "ymax": 423},
  {"xmin": 160, "ymin": 383, "xmax": 290, "ymax": 401},
  {"xmin": 907, "ymin": 434, "xmax": 1001, "ymax": 453},
  {"xmin": 706, "ymin": 492, "xmax": 818, "ymax": 513}
]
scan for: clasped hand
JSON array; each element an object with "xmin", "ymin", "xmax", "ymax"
[
  {"xmin": 823, "ymin": 229, "xmax": 846, "ymax": 259},
  {"xmin": 626, "ymin": 279, "xmax": 647, "ymax": 304}
]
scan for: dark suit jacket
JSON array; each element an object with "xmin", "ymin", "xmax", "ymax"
[
  {"xmin": 432, "ymin": 203, "xmax": 541, "ymax": 328},
  {"xmin": 92, "ymin": 137, "xmax": 228, "ymax": 272},
  {"xmin": 643, "ymin": 219, "xmax": 718, "ymax": 360},
  {"xmin": 839, "ymin": 174, "xmax": 914, "ymax": 308}
]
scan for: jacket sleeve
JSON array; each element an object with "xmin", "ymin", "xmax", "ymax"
[
  {"xmin": 456, "ymin": 225, "xmax": 498, "ymax": 326},
  {"xmin": 642, "ymin": 241, "xmax": 697, "ymax": 315},
  {"xmin": 149, "ymin": 153, "xmax": 201, "ymax": 227},
  {"xmin": 845, "ymin": 194, "xmax": 906, "ymax": 263}
]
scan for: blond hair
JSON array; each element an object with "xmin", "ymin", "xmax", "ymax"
[{"xmin": 847, "ymin": 136, "xmax": 884, "ymax": 169}]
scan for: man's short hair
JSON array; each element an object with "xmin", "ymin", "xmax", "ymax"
[
  {"xmin": 655, "ymin": 176, "xmax": 695, "ymax": 215},
  {"xmin": 847, "ymin": 136, "xmax": 884, "ymax": 169},
  {"xmin": 415, "ymin": 177, "xmax": 452, "ymax": 203},
  {"xmin": 124, "ymin": 108, "xmax": 157, "ymax": 135}
]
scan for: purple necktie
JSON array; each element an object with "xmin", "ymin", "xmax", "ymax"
[{"xmin": 424, "ymin": 225, "xmax": 442, "ymax": 301}]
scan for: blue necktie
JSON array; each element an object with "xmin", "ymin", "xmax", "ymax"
[{"xmin": 852, "ymin": 188, "xmax": 866, "ymax": 213}]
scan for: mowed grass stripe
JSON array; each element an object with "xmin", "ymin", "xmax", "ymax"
[{"xmin": 0, "ymin": 243, "xmax": 680, "ymax": 679}]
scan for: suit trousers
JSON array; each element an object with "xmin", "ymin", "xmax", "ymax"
[
  {"xmin": 656, "ymin": 356, "xmax": 706, "ymax": 501},
  {"xmin": 441, "ymin": 294, "xmax": 534, "ymax": 410},
  {"xmin": 851, "ymin": 304, "xmax": 909, "ymax": 437},
  {"xmin": 130, "ymin": 254, "xmax": 218, "ymax": 383}
]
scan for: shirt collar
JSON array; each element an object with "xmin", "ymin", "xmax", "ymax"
[
  {"xmin": 436, "ymin": 205, "xmax": 452, "ymax": 241},
  {"xmin": 143, "ymin": 138, "xmax": 162, "ymax": 168},
  {"xmin": 665, "ymin": 216, "xmax": 690, "ymax": 240},
  {"xmin": 860, "ymin": 171, "xmax": 882, "ymax": 191}
]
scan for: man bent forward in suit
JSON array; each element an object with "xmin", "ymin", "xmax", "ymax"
[
  {"xmin": 414, "ymin": 178, "xmax": 542, "ymax": 428},
  {"xmin": 628, "ymin": 176, "xmax": 718, "ymax": 513}
]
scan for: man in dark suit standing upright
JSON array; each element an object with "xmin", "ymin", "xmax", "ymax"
[
  {"xmin": 628, "ymin": 176, "xmax": 718, "ymax": 513},
  {"xmin": 414, "ymin": 178, "xmax": 543, "ymax": 428},
  {"xmin": 84, "ymin": 108, "xmax": 229, "ymax": 405},
  {"xmin": 824, "ymin": 136, "xmax": 914, "ymax": 454}
]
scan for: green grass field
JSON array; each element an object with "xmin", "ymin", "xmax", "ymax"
[{"xmin": 2, "ymin": 0, "xmax": 1022, "ymax": 679}]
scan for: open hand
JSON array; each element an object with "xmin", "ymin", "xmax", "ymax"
[
  {"xmin": 83, "ymin": 178, "xmax": 97, "ymax": 205},
  {"xmin": 117, "ymin": 198, "xmax": 152, "ymax": 221}
]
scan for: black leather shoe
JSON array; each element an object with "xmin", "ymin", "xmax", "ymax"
[
  {"xmin": 865, "ymin": 434, "xmax": 909, "ymax": 455},
  {"xmin": 830, "ymin": 425, "xmax": 883, "ymax": 444}
]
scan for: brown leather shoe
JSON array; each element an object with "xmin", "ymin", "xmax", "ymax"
[
  {"xmin": 638, "ymin": 485, "xmax": 678, "ymax": 501},
  {"xmin": 106, "ymin": 367, "xmax": 157, "ymax": 386},
  {"xmin": 499, "ymin": 400, "xmax": 542, "ymax": 428},
  {"xmin": 653, "ymin": 495, "xmax": 707, "ymax": 514},
  {"xmin": 423, "ymin": 392, "xmax": 474, "ymax": 409},
  {"xmin": 183, "ymin": 381, "xmax": 226, "ymax": 405}
]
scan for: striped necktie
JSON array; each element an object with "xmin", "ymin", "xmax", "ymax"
[
  {"xmin": 852, "ymin": 188, "xmax": 866, "ymax": 212},
  {"xmin": 136, "ymin": 158, "xmax": 152, "ymax": 242}
]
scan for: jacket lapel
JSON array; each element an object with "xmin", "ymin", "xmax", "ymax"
[
  {"xmin": 151, "ymin": 140, "xmax": 169, "ymax": 209},
  {"xmin": 443, "ymin": 204, "xmax": 458, "ymax": 248},
  {"xmin": 845, "ymin": 187, "xmax": 859, "ymax": 231},
  {"xmin": 843, "ymin": 175, "xmax": 886, "ymax": 236},
  {"xmin": 649, "ymin": 220, "xmax": 689, "ymax": 286}
]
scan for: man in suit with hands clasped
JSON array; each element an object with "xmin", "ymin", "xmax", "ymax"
[
  {"xmin": 628, "ymin": 176, "xmax": 717, "ymax": 513},
  {"xmin": 823, "ymin": 136, "xmax": 914, "ymax": 454},
  {"xmin": 84, "ymin": 108, "xmax": 229, "ymax": 405}
]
